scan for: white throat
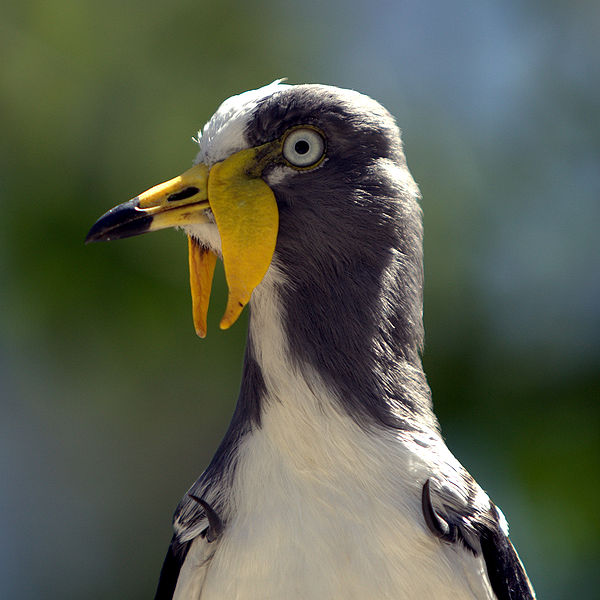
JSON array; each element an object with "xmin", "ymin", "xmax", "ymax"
[{"xmin": 174, "ymin": 266, "xmax": 495, "ymax": 600}]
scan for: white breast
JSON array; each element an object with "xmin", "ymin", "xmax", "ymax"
[{"xmin": 174, "ymin": 269, "xmax": 495, "ymax": 599}]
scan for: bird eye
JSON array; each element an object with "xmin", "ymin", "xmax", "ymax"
[{"xmin": 282, "ymin": 128, "xmax": 326, "ymax": 168}]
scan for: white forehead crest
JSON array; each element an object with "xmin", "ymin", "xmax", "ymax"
[{"xmin": 195, "ymin": 80, "xmax": 291, "ymax": 166}]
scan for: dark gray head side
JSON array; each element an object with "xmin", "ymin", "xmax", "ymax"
[{"xmin": 246, "ymin": 85, "xmax": 435, "ymax": 431}]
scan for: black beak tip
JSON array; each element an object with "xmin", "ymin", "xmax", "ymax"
[
  {"xmin": 84, "ymin": 223, "xmax": 104, "ymax": 244},
  {"xmin": 84, "ymin": 199, "xmax": 152, "ymax": 245}
]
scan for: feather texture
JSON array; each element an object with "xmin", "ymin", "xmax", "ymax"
[{"xmin": 154, "ymin": 83, "xmax": 535, "ymax": 599}]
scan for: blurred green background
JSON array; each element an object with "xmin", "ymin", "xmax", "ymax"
[{"xmin": 1, "ymin": 0, "xmax": 598, "ymax": 598}]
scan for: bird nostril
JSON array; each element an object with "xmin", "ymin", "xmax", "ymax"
[{"xmin": 168, "ymin": 186, "xmax": 200, "ymax": 202}]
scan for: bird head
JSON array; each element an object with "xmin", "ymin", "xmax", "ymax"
[{"xmin": 86, "ymin": 81, "xmax": 422, "ymax": 348}]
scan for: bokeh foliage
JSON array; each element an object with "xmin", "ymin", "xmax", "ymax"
[{"xmin": 1, "ymin": 0, "xmax": 598, "ymax": 598}]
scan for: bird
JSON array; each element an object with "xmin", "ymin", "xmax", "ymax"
[{"xmin": 86, "ymin": 81, "xmax": 536, "ymax": 600}]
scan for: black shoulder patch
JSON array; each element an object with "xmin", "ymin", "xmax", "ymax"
[
  {"xmin": 189, "ymin": 494, "xmax": 224, "ymax": 543},
  {"xmin": 421, "ymin": 478, "xmax": 478, "ymax": 554},
  {"xmin": 421, "ymin": 480, "xmax": 535, "ymax": 599},
  {"xmin": 154, "ymin": 536, "xmax": 191, "ymax": 600}
]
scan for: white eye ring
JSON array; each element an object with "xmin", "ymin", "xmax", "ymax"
[{"xmin": 282, "ymin": 128, "xmax": 326, "ymax": 168}]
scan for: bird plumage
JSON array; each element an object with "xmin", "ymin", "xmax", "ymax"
[{"xmin": 88, "ymin": 82, "xmax": 535, "ymax": 599}]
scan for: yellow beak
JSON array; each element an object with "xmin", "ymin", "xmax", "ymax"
[{"xmin": 86, "ymin": 145, "xmax": 279, "ymax": 337}]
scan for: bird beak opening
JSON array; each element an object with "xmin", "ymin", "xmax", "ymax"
[{"xmin": 86, "ymin": 145, "xmax": 279, "ymax": 337}]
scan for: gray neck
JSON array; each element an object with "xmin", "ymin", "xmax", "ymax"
[{"xmin": 245, "ymin": 259, "xmax": 437, "ymax": 434}]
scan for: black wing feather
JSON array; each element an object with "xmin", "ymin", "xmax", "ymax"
[
  {"xmin": 480, "ymin": 523, "xmax": 535, "ymax": 600},
  {"xmin": 154, "ymin": 536, "xmax": 191, "ymax": 600}
]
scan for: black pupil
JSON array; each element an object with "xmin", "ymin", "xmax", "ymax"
[{"xmin": 294, "ymin": 139, "xmax": 310, "ymax": 155}]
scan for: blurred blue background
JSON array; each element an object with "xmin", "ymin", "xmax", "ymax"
[{"xmin": 1, "ymin": 0, "xmax": 598, "ymax": 597}]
